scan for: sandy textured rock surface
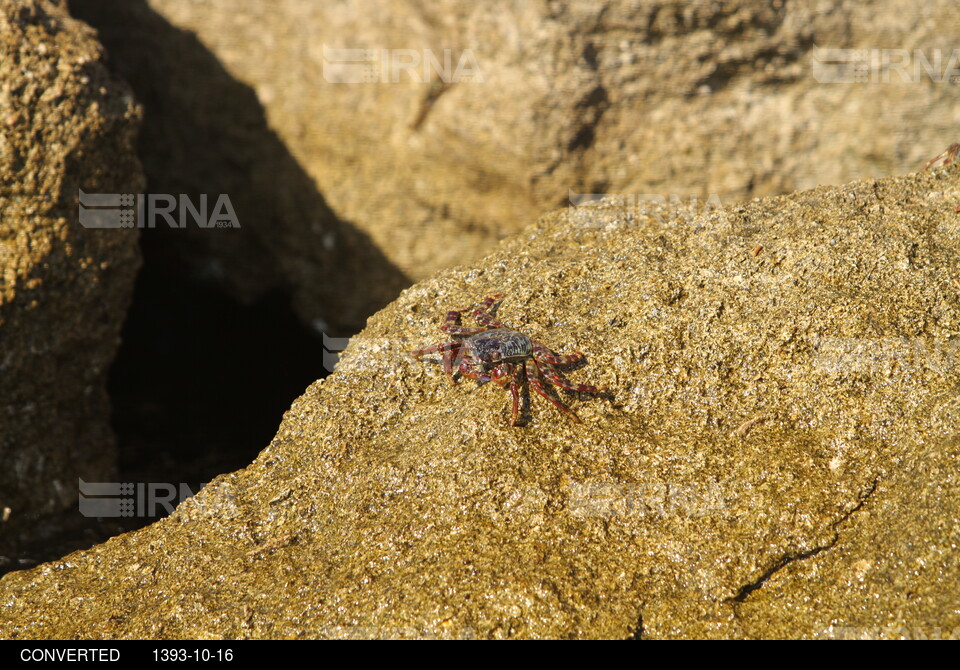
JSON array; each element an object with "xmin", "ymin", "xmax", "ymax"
[
  {"xmin": 1, "ymin": 165, "xmax": 958, "ymax": 638},
  {"xmin": 0, "ymin": 0, "xmax": 143, "ymax": 548},
  {"xmin": 71, "ymin": 0, "xmax": 960, "ymax": 321}
]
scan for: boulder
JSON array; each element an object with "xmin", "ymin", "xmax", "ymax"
[
  {"xmin": 1, "ymin": 165, "xmax": 957, "ymax": 638},
  {"xmin": 0, "ymin": 0, "xmax": 143, "ymax": 552}
]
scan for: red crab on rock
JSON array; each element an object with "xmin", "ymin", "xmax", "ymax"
[{"xmin": 411, "ymin": 294, "xmax": 607, "ymax": 426}]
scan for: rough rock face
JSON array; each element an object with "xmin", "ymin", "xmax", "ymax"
[
  {"xmin": 69, "ymin": 0, "xmax": 960, "ymax": 316},
  {"xmin": 1, "ymin": 165, "xmax": 957, "ymax": 638},
  {"xmin": 0, "ymin": 1, "xmax": 143, "ymax": 548}
]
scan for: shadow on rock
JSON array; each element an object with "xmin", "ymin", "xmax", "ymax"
[{"xmin": 69, "ymin": 0, "xmax": 409, "ymax": 333}]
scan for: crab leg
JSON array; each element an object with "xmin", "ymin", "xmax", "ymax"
[
  {"xmin": 533, "ymin": 343, "xmax": 584, "ymax": 366},
  {"xmin": 410, "ymin": 342, "xmax": 448, "ymax": 357},
  {"xmin": 508, "ymin": 378, "xmax": 520, "ymax": 426},
  {"xmin": 411, "ymin": 341, "xmax": 463, "ymax": 383},
  {"xmin": 474, "ymin": 294, "xmax": 504, "ymax": 313},
  {"xmin": 537, "ymin": 360, "xmax": 605, "ymax": 394},
  {"xmin": 525, "ymin": 359, "xmax": 581, "ymax": 423},
  {"xmin": 459, "ymin": 364, "xmax": 492, "ymax": 384},
  {"xmin": 491, "ymin": 362, "xmax": 521, "ymax": 426},
  {"xmin": 923, "ymin": 142, "xmax": 960, "ymax": 170},
  {"xmin": 473, "ymin": 293, "xmax": 507, "ymax": 328},
  {"xmin": 441, "ymin": 306, "xmax": 489, "ymax": 336},
  {"xmin": 922, "ymin": 143, "xmax": 960, "ymax": 212}
]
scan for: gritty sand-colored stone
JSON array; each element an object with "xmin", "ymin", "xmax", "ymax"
[
  {"xmin": 0, "ymin": 0, "xmax": 143, "ymax": 550},
  {"xmin": 0, "ymin": 164, "xmax": 958, "ymax": 638}
]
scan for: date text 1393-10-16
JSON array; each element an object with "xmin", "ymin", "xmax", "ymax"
[{"xmin": 153, "ymin": 648, "xmax": 234, "ymax": 662}]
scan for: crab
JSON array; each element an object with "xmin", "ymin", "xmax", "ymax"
[
  {"xmin": 411, "ymin": 294, "xmax": 607, "ymax": 426},
  {"xmin": 923, "ymin": 142, "xmax": 960, "ymax": 171},
  {"xmin": 922, "ymin": 142, "xmax": 960, "ymax": 213}
]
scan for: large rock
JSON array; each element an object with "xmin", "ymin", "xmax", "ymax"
[
  {"xmin": 0, "ymin": 1, "xmax": 143, "ymax": 549},
  {"xmin": 69, "ymin": 0, "xmax": 960, "ymax": 320},
  {"xmin": 1, "ymin": 164, "xmax": 957, "ymax": 638}
]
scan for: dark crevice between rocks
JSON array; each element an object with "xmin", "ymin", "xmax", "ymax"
[
  {"xmin": 0, "ymin": 234, "xmax": 329, "ymax": 577},
  {"xmin": 109, "ymin": 234, "xmax": 330, "ymax": 488}
]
